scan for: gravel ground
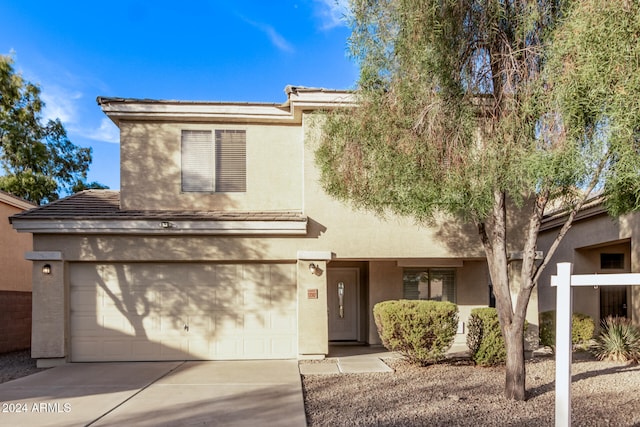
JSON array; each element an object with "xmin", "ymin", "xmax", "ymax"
[
  {"xmin": 2, "ymin": 350, "xmax": 638, "ymax": 426},
  {"xmin": 301, "ymin": 352, "xmax": 640, "ymax": 427},
  {"xmin": 0, "ymin": 350, "xmax": 48, "ymax": 384}
]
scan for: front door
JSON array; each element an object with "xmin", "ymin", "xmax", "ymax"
[
  {"xmin": 601, "ymin": 286, "xmax": 628, "ymax": 318},
  {"xmin": 327, "ymin": 268, "xmax": 359, "ymax": 341}
]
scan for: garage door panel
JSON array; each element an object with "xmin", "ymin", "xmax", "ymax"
[
  {"xmin": 244, "ymin": 337, "xmax": 267, "ymax": 356},
  {"xmin": 271, "ymin": 337, "xmax": 296, "ymax": 357},
  {"xmin": 72, "ymin": 340, "xmax": 101, "ymax": 361},
  {"xmin": 213, "ymin": 336, "xmax": 244, "ymax": 358},
  {"xmin": 215, "ymin": 314, "xmax": 243, "ymax": 332},
  {"xmin": 70, "ymin": 263, "xmax": 297, "ymax": 361},
  {"xmin": 242, "ymin": 289, "xmax": 270, "ymax": 309},
  {"xmin": 131, "ymin": 340, "xmax": 161, "ymax": 358},
  {"xmin": 71, "ymin": 289, "xmax": 97, "ymax": 312},
  {"xmin": 100, "ymin": 319, "xmax": 133, "ymax": 336},
  {"xmin": 103, "ymin": 340, "xmax": 132, "ymax": 358},
  {"xmin": 216, "ymin": 287, "xmax": 243, "ymax": 308},
  {"xmin": 72, "ymin": 315, "xmax": 102, "ymax": 336},
  {"xmin": 270, "ymin": 287, "xmax": 297, "ymax": 308},
  {"xmin": 271, "ymin": 312, "xmax": 297, "ymax": 331}
]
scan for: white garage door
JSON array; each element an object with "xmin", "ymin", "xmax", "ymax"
[{"xmin": 70, "ymin": 263, "xmax": 297, "ymax": 361}]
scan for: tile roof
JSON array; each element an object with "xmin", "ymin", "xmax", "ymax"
[
  {"xmin": 11, "ymin": 190, "xmax": 306, "ymax": 222},
  {"xmin": 0, "ymin": 190, "xmax": 36, "ymax": 210}
]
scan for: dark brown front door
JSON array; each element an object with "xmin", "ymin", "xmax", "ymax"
[
  {"xmin": 600, "ymin": 286, "xmax": 628, "ymax": 318},
  {"xmin": 327, "ymin": 268, "xmax": 359, "ymax": 341}
]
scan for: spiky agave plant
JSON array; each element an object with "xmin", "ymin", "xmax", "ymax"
[{"xmin": 591, "ymin": 316, "xmax": 640, "ymax": 363}]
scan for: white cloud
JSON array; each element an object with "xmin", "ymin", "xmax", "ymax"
[
  {"xmin": 242, "ymin": 18, "xmax": 295, "ymax": 53},
  {"xmin": 80, "ymin": 118, "xmax": 120, "ymax": 144},
  {"xmin": 314, "ymin": 0, "xmax": 351, "ymax": 30},
  {"xmin": 40, "ymin": 85, "xmax": 82, "ymax": 124},
  {"xmin": 40, "ymin": 84, "xmax": 119, "ymax": 144}
]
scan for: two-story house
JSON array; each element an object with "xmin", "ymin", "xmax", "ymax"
[{"xmin": 11, "ymin": 87, "xmax": 540, "ymax": 366}]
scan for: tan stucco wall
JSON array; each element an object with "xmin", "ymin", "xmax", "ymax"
[
  {"xmin": 297, "ymin": 260, "xmax": 329, "ymax": 356},
  {"xmin": 0, "ymin": 202, "xmax": 32, "ymax": 291},
  {"xmin": 120, "ymin": 122, "xmax": 304, "ymax": 212},
  {"xmin": 31, "ymin": 259, "xmax": 66, "ymax": 361},
  {"xmin": 538, "ymin": 213, "xmax": 626, "ymax": 312},
  {"xmin": 115, "ymin": 113, "xmax": 487, "ymax": 259},
  {"xmin": 538, "ymin": 212, "xmax": 638, "ymax": 324}
]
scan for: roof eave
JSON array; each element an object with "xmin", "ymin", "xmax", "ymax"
[
  {"xmin": 11, "ymin": 218, "xmax": 308, "ymax": 235},
  {"xmin": 97, "ymin": 87, "xmax": 356, "ymax": 126}
]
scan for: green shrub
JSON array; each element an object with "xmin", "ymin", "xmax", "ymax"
[
  {"xmin": 467, "ymin": 307, "xmax": 506, "ymax": 366},
  {"xmin": 539, "ymin": 310, "xmax": 595, "ymax": 350},
  {"xmin": 591, "ymin": 316, "xmax": 640, "ymax": 362},
  {"xmin": 466, "ymin": 311, "xmax": 483, "ymax": 356},
  {"xmin": 373, "ymin": 299, "xmax": 458, "ymax": 366}
]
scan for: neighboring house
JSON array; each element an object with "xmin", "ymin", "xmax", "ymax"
[
  {"xmin": 0, "ymin": 191, "xmax": 35, "ymax": 354},
  {"xmin": 537, "ymin": 199, "xmax": 640, "ymax": 327},
  {"xmin": 11, "ymin": 86, "xmax": 539, "ymax": 366}
]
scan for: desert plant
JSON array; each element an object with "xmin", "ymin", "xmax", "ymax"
[
  {"xmin": 467, "ymin": 308, "xmax": 506, "ymax": 366},
  {"xmin": 539, "ymin": 311, "xmax": 595, "ymax": 350},
  {"xmin": 373, "ymin": 300, "xmax": 458, "ymax": 366},
  {"xmin": 591, "ymin": 316, "xmax": 640, "ymax": 363}
]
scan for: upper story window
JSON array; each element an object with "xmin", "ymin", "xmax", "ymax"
[
  {"xmin": 403, "ymin": 268, "xmax": 456, "ymax": 303},
  {"xmin": 601, "ymin": 253, "xmax": 624, "ymax": 269},
  {"xmin": 181, "ymin": 129, "xmax": 246, "ymax": 192}
]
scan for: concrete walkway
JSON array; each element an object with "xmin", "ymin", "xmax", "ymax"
[
  {"xmin": 0, "ymin": 360, "xmax": 306, "ymax": 427},
  {"xmin": 299, "ymin": 343, "xmax": 470, "ymax": 375},
  {"xmin": 299, "ymin": 346, "xmax": 396, "ymax": 375}
]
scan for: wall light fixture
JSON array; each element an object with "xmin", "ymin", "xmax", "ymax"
[{"xmin": 309, "ymin": 263, "xmax": 318, "ymax": 275}]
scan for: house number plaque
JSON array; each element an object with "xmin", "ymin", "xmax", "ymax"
[{"xmin": 307, "ymin": 289, "xmax": 318, "ymax": 299}]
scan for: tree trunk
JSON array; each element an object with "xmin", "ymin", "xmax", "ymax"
[
  {"xmin": 503, "ymin": 321, "xmax": 526, "ymax": 401},
  {"xmin": 478, "ymin": 191, "xmax": 529, "ymax": 401}
]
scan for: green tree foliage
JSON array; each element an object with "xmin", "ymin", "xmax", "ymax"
[
  {"xmin": 316, "ymin": 0, "xmax": 640, "ymax": 400},
  {"xmin": 0, "ymin": 55, "xmax": 106, "ymax": 204}
]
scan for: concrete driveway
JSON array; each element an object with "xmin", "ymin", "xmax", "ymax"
[{"xmin": 0, "ymin": 360, "xmax": 306, "ymax": 427}]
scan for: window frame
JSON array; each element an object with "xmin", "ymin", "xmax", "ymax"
[
  {"xmin": 600, "ymin": 253, "xmax": 625, "ymax": 270},
  {"xmin": 181, "ymin": 129, "xmax": 247, "ymax": 193},
  {"xmin": 402, "ymin": 268, "xmax": 457, "ymax": 303}
]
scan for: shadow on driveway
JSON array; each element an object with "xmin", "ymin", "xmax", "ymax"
[{"xmin": 0, "ymin": 360, "xmax": 305, "ymax": 427}]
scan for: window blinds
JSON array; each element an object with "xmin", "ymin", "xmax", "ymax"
[
  {"xmin": 215, "ymin": 130, "xmax": 246, "ymax": 192},
  {"xmin": 181, "ymin": 129, "xmax": 247, "ymax": 193},
  {"xmin": 181, "ymin": 130, "xmax": 214, "ymax": 192}
]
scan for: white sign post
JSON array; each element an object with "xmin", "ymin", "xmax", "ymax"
[{"xmin": 550, "ymin": 263, "xmax": 640, "ymax": 427}]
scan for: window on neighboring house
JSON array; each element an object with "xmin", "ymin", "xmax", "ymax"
[
  {"xmin": 601, "ymin": 253, "xmax": 624, "ymax": 270},
  {"xmin": 403, "ymin": 268, "xmax": 456, "ymax": 303},
  {"xmin": 181, "ymin": 129, "xmax": 246, "ymax": 192}
]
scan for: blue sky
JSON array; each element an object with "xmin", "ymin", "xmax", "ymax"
[{"xmin": 0, "ymin": 0, "xmax": 357, "ymax": 190}]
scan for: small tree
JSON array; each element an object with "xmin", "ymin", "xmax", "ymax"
[
  {"xmin": 0, "ymin": 55, "xmax": 106, "ymax": 204},
  {"xmin": 316, "ymin": 0, "xmax": 640, "ymax": 400}
]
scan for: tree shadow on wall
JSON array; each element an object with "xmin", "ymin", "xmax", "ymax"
[{"xmin": 70, "ymin": 217, "xmax": 299, "ymax": 362}]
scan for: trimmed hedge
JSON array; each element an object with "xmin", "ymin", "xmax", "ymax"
[
  {"xmin": 466, "ymin": 307, "xmax": 506, "ymax": 366},
  {"xmin": 539, "ymin": 310, "xmax": 595, "ymax": 350},
  {"xmin": 373, "ymin": 300, "xmax": 458, "ymax": 366}
]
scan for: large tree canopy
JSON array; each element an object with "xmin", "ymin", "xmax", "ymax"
[
  {"xmin": 316, "ymin": 0, "xmax": 640, "ymax": 400},
  {"xmin": 0, "ymin": 55, "xmax": 106, "ymax": 205}
]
